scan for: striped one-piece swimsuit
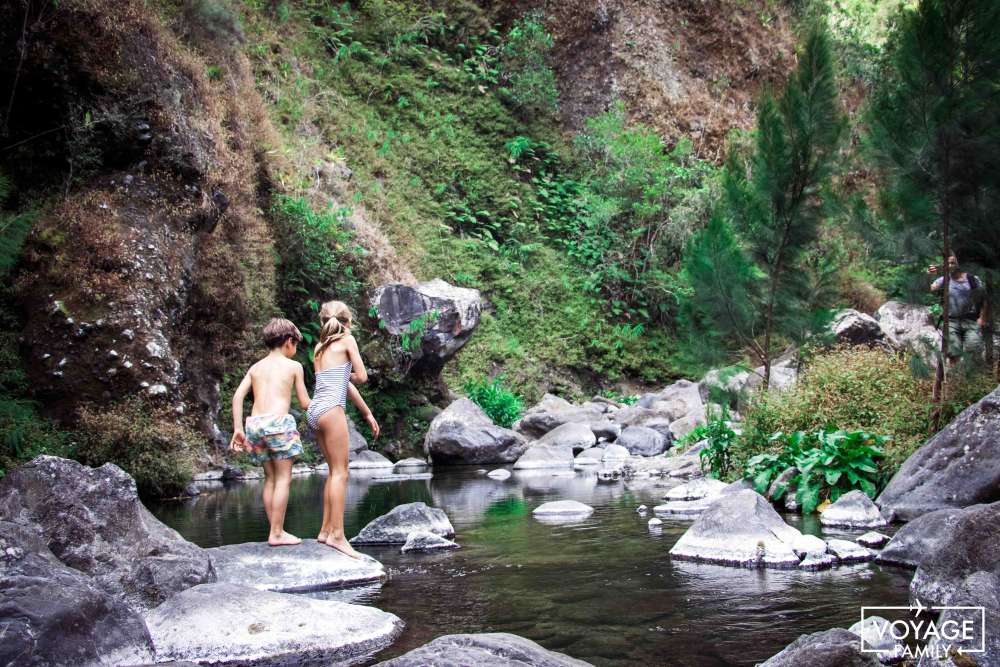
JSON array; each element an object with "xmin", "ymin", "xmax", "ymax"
[{"xmin": 307, "ymin": 361, "xmax": 351, "ymax": 430}]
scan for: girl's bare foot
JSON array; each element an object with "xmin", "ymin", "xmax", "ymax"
[
  {"xmin": 268, "ymin": 531, "xmax": 302, "ymax": 546},
  {"xmin": 324, "ymin": 536, "xmax": 362, "ymax": 559},
  {"xmin": 316, "ymin": 531, "xmax": 329, "ymax": 542}
]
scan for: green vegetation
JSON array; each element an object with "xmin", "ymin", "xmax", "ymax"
[
  {"xmin": 695, "ymin": 412, "xmax": 739, "ymax": 480},
  {"xmin": 464, "ymin": 376, "xmax": 523, "ymax": 427}
]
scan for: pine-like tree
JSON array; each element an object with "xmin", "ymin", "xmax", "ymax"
[
  {"xmin": 866, "ymin": 0, "xmax": 1000, "ymax": 403},
  {"xmin": 683, "ymin": 22, "xmax": 845, "ymax": 388}
]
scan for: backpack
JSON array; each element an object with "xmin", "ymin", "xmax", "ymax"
[{"xmin": 936, "ymin": 273, "xmax": 982, "ymax": 326}]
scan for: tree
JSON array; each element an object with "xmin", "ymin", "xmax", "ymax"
[
  {"xmin": 866, "ymin": 0, "xmax": 1000, "ymax": 407},
  {"xmin": 683, "ymin": 23, "xmax": 845, "ymax": 388}
]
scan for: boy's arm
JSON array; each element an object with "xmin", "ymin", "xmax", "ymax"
[
  {"xmin": 294, "ymin": 362, "xmax": 311, "ymax": 410},
  {"xmin": 347, "ymin": 382, "xmax": 380, "ymax": 439},
  {"xmin": 230, "ymin": 372, "xmax": 252, "ymax": 451},
  {"xmin": 346, "ymin": 335, "xmax": 369, "ymax": 384}
]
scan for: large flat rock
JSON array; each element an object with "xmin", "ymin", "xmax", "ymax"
[
  {"xmin": 373, "ymin": 632, "xmax": 593, "ymax": 666},
  {"xmin": 207, "ymin": 541, "xmax": 386, "ymax": 592},
  {"xmin": 146, "ymin": 582, "xmax": 403, "ymax": 665}
]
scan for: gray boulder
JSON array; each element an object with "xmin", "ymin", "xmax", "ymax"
[
  {"xmin": 487, "ymin": 468, "xmax": 512, "ymax": 480},
  {"xmin": 513, "ymin": 444, "xmax": 575, "ymax": 469},
  {"xmin": 515, "ymin": 395, "xmax": 608, "ymax": 439},
  {"xmin": 601, "ymin": 444, "xmax": 631, "ymax": 462},
  {"xmin": 532, "ymin": 500, "xmax": 594, "ymax": 519},
  {"xmin": 589, "ymin": 420, "xmax": 621, "ymax": 441},
  {"xmin": 669, "ymin": 489, "xmax": 804, "ymax": 568},
  {"xmin": 0, "ymin": 520, "xmax": 154, "ymax": 667},
  {"xmin": 349, "ymin": 450, "xmax": 395, "ymax": 469},
  {"xmin": 875, "ymin": 300, "xmax": 940, "ymax": 359},
  {"xmin": 821, "ymin": 490, "xmax": 888, "ymax": 529},
  {"xmin": 668, "ymin": 414, "xmax": 704, "ymax": 441},
  {"xmin": 759, "ymin": 628, "xmax": 879, "ymax": 667},
  {"xmin": 663, "ymin": 478, "xmax": 728, "ymax": 501},
  {"xmin": 876, "ymin": 507, "xmax": 968, "ymax": 569},
  {"xmin": 351, "ymin": 502, "xmax": 455, "ymax": 545},
  {"xmin": 401, "ymin": 530, "xmax": 460, "ymax": 553},
  {"xmin": 373, "ymin": 632, "xmax": 592, "ymax": 667},
  {"xmin": 207, "ymin": 541, "xmax": 385, "ymax": 592},
  {"xmin": 766, "ymin": 467, "xmax": 799, "ymax": 503},
  {"xmin": 856, "ymin": 531, "xmax": 890, "ymax": 548},
  {"xmin": 574, "ymin": 449, "xmax": 603, "ymax": 466},
  {"xmin": 424, "ymin": 399, "xmax": 528, "ymax": 464},
  {"xmin": 371, "ymin": 279, "xmax": 484, "ymax": 373},
  {"xmin": 616, "ymin": 425, "xmax": 669, "ymax": 456},
  {"xmin": 847, "ymin": 616, "xmax": 904, "ymax": 663},
  {"xmin": 538, "ymin": 422, "xmax": 597, "ymax": 452},
  {"xmin": 610, "ymin": 405, "xmax": 673, "ymax": 440},
  {"xmin": 877, "ymin": 386, "xmax": 1000, "ymax": 521},
  {"xmin": 826, "ymin": 539, "xmax": 873, "ymax": 564},
  {"xmin": 829, "ymin": 309, "xmax": 887, "ymax": 347},
  {"xmin": 348, "ymin": 417, "xmax": 369, "ymax": 455},
  {"xmin": 145, "ymin": 583, "xmax": 403, "ymax": 665},
  {"xmin": 0, "ymin": 456, "xmax": 214, "ymax": 611},
  {"xmin": 394, "ymin": 457, "xmax": 430, "ymax": 471}
]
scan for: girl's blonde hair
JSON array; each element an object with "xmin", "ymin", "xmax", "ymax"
[{"xmin": 315, "ymin": 301, "xmax": 353, "ymax": 358}]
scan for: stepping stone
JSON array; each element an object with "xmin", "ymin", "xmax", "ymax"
[
  {"xmin": 825, "ymin": 539, "xmax": 873, "ymax": 563},
  {"xmin": 207, "ymin": 541, "xmax": 385, "ymax": 592},
  {"xmin": 351, "ymin": 502, "xmax": 455, "ymax": 545},
  {"xmin": 663, "ymin": 478, "xmax": 728, "ymax": 501},
  {"xmin": 400, "ymin": 530, "xmax": 460, "ymax": 553},
  {"xmin": 653, "ymin": 499, "xmax": 713, "ymax": 518},
  {"xmin": 487, "ymin": 468, "xmax": 512, "ymax": 480},
  {"xmin": 532, "ymin": 500, "xmax": 594, "ymax": 524},
  {"xmin": 348, "ymin": 450, "xmax": 395, "ymax": 469},
  {"xmin": 856, "ymin": 531, "xmax": 890, "ymax": 548},
  {"xmin": 393, "ymin": 457, "xmax": 429, "ymax": 470},
  {"xmin": 370, "ymin": 472, "xmax": 433, "ymax": 483},
  {"xmin": 820, "ymin": 490, "xmax": 887, "ymax": 529},
  {"xmin": 145, "ymin": 583, "xmax": 402, "ymax": 665}
]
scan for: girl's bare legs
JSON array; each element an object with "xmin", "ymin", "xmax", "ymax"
[
  {"xmin": 317, "ymin": 407, "xmax": 361, "ymax": 558},
  {"xmin": 315, "ymin": 427, "xmax": 331, "ymax": 542}
]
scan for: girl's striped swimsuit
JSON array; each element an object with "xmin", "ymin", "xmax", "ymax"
[{"xmin": 307, "ymin": 361, "xmax": 351, "ymax": 429}]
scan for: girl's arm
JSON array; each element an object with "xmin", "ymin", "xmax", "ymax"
[
  {"xmin": 294, "ymin": 362, "xmax": 311, "ymax": 410},
  {"xmin": 346, "ymin": 335, "xmax": 368, "ymax": 384},
  {"xmin": 230, "ymin": 372, "xmax": 252, "ymax": 451},
  {"xmin": 347, "ymin": 383, "xmax": 379, "ymax": 439}
]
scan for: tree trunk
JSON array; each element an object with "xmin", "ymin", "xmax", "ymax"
[{"xmin": 931, "ymin": 203, "xmax": 951, "ymax": 430}]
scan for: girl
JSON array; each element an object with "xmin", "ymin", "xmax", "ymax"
[{"xmin": 308, "ymin": 300, "xmax": 379, "ymax": 558}]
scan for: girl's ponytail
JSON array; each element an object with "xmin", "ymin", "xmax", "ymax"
[{"xmin": 315, "ymin": 300, "xmax": 353, "ymax": 358}]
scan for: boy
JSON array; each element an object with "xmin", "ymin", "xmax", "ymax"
[{"xmin": 229, "ymin": 318, "xmax": 311, "ymax": 546}]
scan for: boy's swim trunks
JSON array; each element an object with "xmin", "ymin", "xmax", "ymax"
[{"xmin": 245, "ymin": 413, "xmax": 303, "ymax": 464}]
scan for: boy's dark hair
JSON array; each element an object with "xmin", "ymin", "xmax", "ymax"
[{"xmin": 262, "ymin": 318, "xmax": 303, "ymax": 349}]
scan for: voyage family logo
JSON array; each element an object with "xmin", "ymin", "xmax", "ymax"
[{"xmin": 860, "ymin": 599, "xmax": 987, "ymax": 661}]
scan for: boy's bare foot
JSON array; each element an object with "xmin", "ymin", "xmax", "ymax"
[
  {"xmin": 316, "ymin": 531, "xmax": 329, "ymax": 542},
  {"xmin": 268, "ymin": 532, "xmax": 302, "ymax": 546},
  {"xmin": 324, "ymin": 536, "xmax": 362, "ymax": 559}
]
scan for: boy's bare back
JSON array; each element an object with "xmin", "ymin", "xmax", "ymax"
[{"xmin": 248, "ymin": 355, "xmax": 306, "ymax": 416}]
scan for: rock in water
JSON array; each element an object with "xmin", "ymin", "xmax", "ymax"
[
  {"xmin": 373, "ymin": 632, "xmax": 593, "ymax": 667},
  {"xmin": 875, "ymin": 506, "xmax": 968, "ymax": 569},
  {"xmin": 349, "ymin": 450, "xmax": 395, "ymax": 469},
  {"xmin": 513, "ymin": 444, "xmax": 575, "ymax": 469},
  {"xmin": 400, "ymin": 530, "xmax": 460, "ymax": 553},
  {"xmin": 532, "ymin": 501, "xmax": 594, "ymax": 518},
  {"xmin": 664, "ymin": 478, "xmax": 729, "ymax": 501},
  {"xmin": 602, "ymin": 444, "xmax": 631, "ymax": 462},
  {"xmin": 487, "ymin": 468, "xmax": 512, "ymax": 480},
  {"xmin": 825, "ymin": 539, "xmax": 873, "ymax": 564},
  {"xmin": 616, "ymin": 426, "xmax": 669, "ymax": 456},
  {"xmin": 820, "ymin": 490, "xmax": 887, "ymax": 529},
  {"xmin": 855, "ymin": 531, "xmax": 890, "ymax": 548},
  {"xmin": 847, "ymin": 616, "xmax": 904, "ymax": 663},
  {"xmin": 351, "ymin": 502, "xmax": 455, "ymax": 545},
  {"xmin": 537, "ymin": 422, "xmax": 597, "ymax": 452},
  {"xmin": 207, "ymin": 541, "xmax": 385, "ymax": 592},
  {"xmin": 0, "ymin": 520, "xmax": 154, "ymax": 667},
  {"xmin": 393, "ymin": 457, "xmax": 429, "ymax": 470},
  {"xmin": 877, "ymin": 386, "xmax": 1000, "ymax": 521},
  {"xmin": 370, "ymin": 279, "xmax": 484, "ymax": 374},
  {"xmin": 669, "ymin": 489, "xmax": 803, "ymax": 569},
  {"xmin": 759, "ymin": 628, "xmax": 880, "ymax": 667},
  {"xmin": 145, "ymin": 583, "xmax": 403, "ymax": 665},
  {"xmin": 0, "ymin": 456, "xmax": 214, "ymax": 611},
  {"xmin": 424, "ymin": 398, "xmax": 529, "ymax": 464}
]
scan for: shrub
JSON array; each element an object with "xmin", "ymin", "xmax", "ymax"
[
  {"xmin": 76, "ymin": 400, "xmax": 199, "ymax": 498},
  {"xmin": 465, "ymin": 376, "xmax": 523, "ymax": 427},
  {"xmin": 696, "ymin": 412, "xmax": 739, "ymax": 480},
  {"xmin": 745, "ymin": 429, "xmax": 887, "ymax": 513},
  {"xmin": 500, "ymin": 12, "xmax": 559, "ymax": 118}
]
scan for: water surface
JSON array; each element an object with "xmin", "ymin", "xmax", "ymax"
[{"xmin": 151, "ymin": 467, "xmax": 912, "ymax": 666}]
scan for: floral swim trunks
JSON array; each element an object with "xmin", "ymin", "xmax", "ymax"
[{"xmin": 245, "ymin": 413, "xmax": 303, "ymax": 465}]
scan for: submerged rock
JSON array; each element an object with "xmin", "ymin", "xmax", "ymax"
[
  {"xmin": 875, "ymin": 506, "xmax": 967, "ymax": 569},
  {"xmin": 145, "ymin": 582, "xmax": 403, "ymax": 665},
  {"xmin": 351, "ymin": 502, "xmax": 455, "ymax": 545},
  {"xmin": 532, "ymin": 500, "xmax": 594, "ymax": 518},
  {"xmin": 820, "ymin": 491, "xmax": 887, "ymax": 529},
  {"xmin": 373, "ymin": 632, "xmax": 592, "ymax": 667},
  {"xmin": 424, "ymin": 398, "xmax": 529, "ymax": 464},
  {"xmin": 207, "ymin": 541, "xmax": 385, "ymax": 592},
  {"xmin": 400, "ymin": 530, "xmax": 460, "ymax": 553},
  {"xmin": 487, "ymin": 468, "xmax": 512, "ymax": 480},
  {"xmin": 669, "ymin": 489, "xmax": 803, "ymax": 569},
  {"xmin": 877, "ymin": 386, "xmax": 1000, "ymax": 521},
  {"xmin": 0, "ymin": 456, "xmax": 214, "ymax": 611},
  {"xmin": 0, "ymin": 520, "xmax": 154, "ymax": 667},
  {"xmin": 349, "ymin": 450, "xmax": 395, "ymax": 469},
  {"xmin": 759, "ymin": 628, "xmax": 879, "ymax": 667},
  {"xmin": 513, "ymin": 444, "xmax": 575, "ymax": 469}
]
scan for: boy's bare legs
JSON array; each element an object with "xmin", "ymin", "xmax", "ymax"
[
  {"xmin": 262, "ymin": 460, "xmax": 275, "ymax": 526},
  {"xmin": 318, "ymin": 408, "xmax": 361, "ymax": 559},
  {"xmin": 267, "ymin": 458, "xmax": 301, "ymax": 546}
]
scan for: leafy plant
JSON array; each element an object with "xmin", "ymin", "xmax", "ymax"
[
  {"xmin": 696, "ymin": 411, "xmax": 739, "ymax": 479},
  {"xmin": 400, "ymin": 310, "xmax": 440, "ymax": 353},
  {"xmin": 464, "ymin": 376, "xmax": 523, "ymax": 427},
  {"xmin": 499, "ymin": 12, "xmax": 558, "ymax": 118}
]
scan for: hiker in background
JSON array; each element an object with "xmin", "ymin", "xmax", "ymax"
[{"xmin": 928, "ymin": 253, "xmax": 986, "ymax": 365}]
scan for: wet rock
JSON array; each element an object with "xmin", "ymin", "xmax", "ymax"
[
  {"xmin": 798, "ymin": 553, "xmax": 837, "ymax": 570},
  {"xmin": 653, "ymin": 498, "xmax": 714, "ymax": 518},
  {"xmin": 792, "ymin": 534, "xmax": 827, "ymax": 559},
  {"xmin": 825, "ymin": 539, "xmax": 873, "ymax": 563},
  {"xmin": 373, "ymin": 632, "xmax": 592, "ymax": 667},
  {"xmin": 589, "ymin": 420, "xmax": 621, "ymax": 441},
  {"xmin": 616, "ymin": 425, "xmax": 669, "ymax": 456},
  {"xmin": 829, "ymin": 309, "xmax": 887, "ymax": 347},
  {"xmin": 636, "ymin": 505, "xmax": 648, "ymax": 513},
  {"xmin": 601, "ymin": 444, "xmax": 631, "ymax": 462},
  {"xmin": 207, "ymin": 541, "xmax": 385, "ymax": 593},
  {"xmin": 532, "ymin": 500, "xmax": 594, "ymax": 518},
  {"xmin": 648, "ymin": 518, "xmax": 663, "ymax": 529},
  {"xmin": 847, "ymin": 616, "xmax": 904, "ymax": 663},
  {"xmin": 0, "ymin": 520, "xmax": 154, "ymax": 667},
  {"xmin": 424, "ymin": 399, "xmax": 529, "ymax": 464},
  {"xmin": 515, "ymin": 395, "xmax": 608, "ymax": 439},
  {"xmin": 669, "ymin": 489, "xmax": 804, "ymax": 568},
  {"xmin": 370, "ymin": 279, "xmax": 484, "ymax": 374},
  {"xmin": 574, "ymin": 448, "xmax": 603, "ymax": 465},
  {"xmin": 877, "ymin": 386, "xmax": 1000, "ymax": 521},
  {"xmin": 351, "ymin": 502, "xmax": 455, "ymax": 545},
  {"xmin": 820, "ymin": 491, "xmax": 888, "ymax": 529},
  {"xmin": 400, "ymin": 530, "xmax": 460, "ymax": 553},
  {"xmin": 513, "ymin": 444, "xmax": 575, "ymax": 469},
  {"xmin": 538, "ymin": 422, "xmax": 597, "ymax": 452},
  {"xmin": 0, "ymin": 456, "xmax": 214, "ymax": 611},
  {"xmin": 371, "ymin": 471, "xmax": 434, "ymax": 483},
  {"xmin": 145, "ymin": 583, "xmax": 403, "ymax": 665},
  {"xmin": 856, "ymin": 531, "xmax": 890, "ymax": 548},
  {"xmin": 875, "ymin": 507, "xmax": 968, "ymax": 569},
  {"xmin": 663, "ymin": 478, "xmax": 728, "ymax": 501},
  {"xmin": 394, "ymin": 457, "xmax": 429, "ymax": 471},
  {"xmin": 349, "ymin": 450, "xmax": 395, "ymax": 469},
  {"xmin": 759, "ymin": 628, "xmax": 879, "ymax": 667},
  {"xmin": 487, "ymin": 468, "xmax": 512, "ymax": 480}
]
